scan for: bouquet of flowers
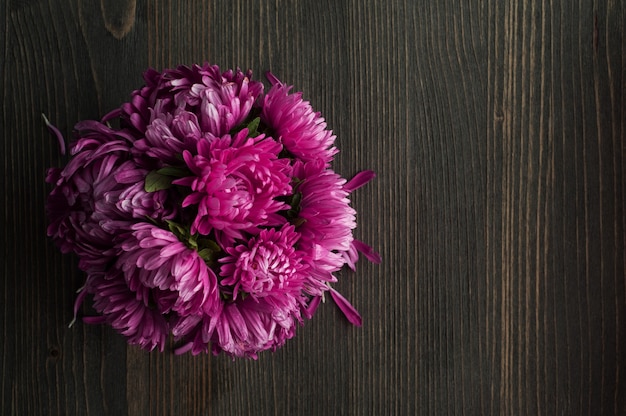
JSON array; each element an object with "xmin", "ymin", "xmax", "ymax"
[{"xmin": 46, "ymin": 63, "xmax": 379, "ymax": 358}]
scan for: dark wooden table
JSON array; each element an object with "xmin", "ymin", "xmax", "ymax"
[{"xmin": 2, "ymin": 1, "xmax": 624, "ymax": 415}]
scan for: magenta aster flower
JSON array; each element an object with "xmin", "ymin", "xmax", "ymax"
[
  {"xmin": 121, "ymin": 63, "xmax": 264, "ymax": 137},
  {"xmin": 219, "ymin": 224, "xmax": 307, "ymax": 301},
  {"xmin": 84, "ymin": 268, "xmax": 169, "ymax": 352},
  {"xmin": 287, "ymin": 160, "xmax": 357, "ymax": 296},
  {"xmin": 211, "ymin": 297, "xmax": 302, "ymax": 358},
  {"xmin": 47, "ymin": 63, "xmax": 379, "ymax": 359},
  {"xmin": 174, "ymin": 129, "xmax": 292, "ymax": 244},
  {"xmin": 296, "ymin": 162, "xmax": 356, "ymax": 253},
  {"xmin": 115, "ymin": 178, "xmax": 176, "ymax": 223},
  {"xmin": 261, "ymin": 73, "xmax": 338, "ymax": 165},
  {"xmin": 341, "ymin": 170, "xmax": 382, "ymax": 270},
  {"xmin": 116, "ymin": 222, "xmax": 221, "ymax": 317},
  {"xmin": 46, "ymin": 122, "xmax": 137, "ymax": 271},
  {"xmin": 132, "ymin": 109, "xmax": 204, "ymax": 165},
  {"xmin": 174, "ymin": 293, "xmax": 303, "ymax": 359},
  {"xmin": 172, "ymin": 224, "xmax": 309, "ymax": 358},
  {"xmin": 289, "ymin": 164, "xmax": 380, "ymax": 325}
]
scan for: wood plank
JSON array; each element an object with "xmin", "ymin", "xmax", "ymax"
[{"xmin": 1, "ymin": 0, "xmax": 623, "ymax": 414}]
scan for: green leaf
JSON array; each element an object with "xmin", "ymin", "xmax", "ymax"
[
  {"xmin": 283, "ymin": 192, "xmax": 303, "ymax": 219},
  {"xmin": 197, "ymin": 248, "xmax": 214, "ymax": 261},
  {"xmin": 187, "ymin": 235, "xmax": 199, "ymax": 250},
  {"xmin": 166, "ymin": 220, "xmax": 188, "ymax": 239},
  {"xmin": 195, "ymin": 236, "xmax": 221, "ymax": 266},
  {"xmin": 246, "ymin": 117, "xmax": 261, "ymax": 137},
  {"xmin": 291, "ymin": 217, "xmax": 307, "ymax": 227},
  {"xmin": 198, "ymin": 238, "xmax": 221, "ymax": 252},
  {"xmin": 156, "ymin": 166, "xmax": 189, "ymax": 178},
  {"xmin": 145, "ymin": 170, "xmax": 173, "ymax": 192},
  {"xmin": 290, "ymin": 192, "xmax": 302, "ymax": 210}
]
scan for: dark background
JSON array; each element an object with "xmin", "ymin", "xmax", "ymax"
[{"xmin": 2, "ymin": 1, "xmax": 624, "ymax": 415}]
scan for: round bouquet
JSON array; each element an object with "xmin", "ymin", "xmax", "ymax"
[{"xmin": 46, "ymin": 63, "xmax": 379, "ymax": 358}]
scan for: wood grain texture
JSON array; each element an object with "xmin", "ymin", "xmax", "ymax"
[{"xmin": 1, "ymin": 0, "xmax": 624, "ymax": 415}]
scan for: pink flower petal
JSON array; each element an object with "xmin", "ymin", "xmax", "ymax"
[
  {"xmin": 83, "ymin": 316, "xmax": 107, "ymax": 325},
  {"xmin": 353, "ymin": 239, "xmax": 382, "ymax": 264},
  {"xmin": 101, "ymin": 108, "xmax": 122, "ymax": 123},
  {"xmin": 174, "ymin": 342, "xmax": 194, "ymax": 355},
  {"xmin": 303, "ymin": 295, "xmax": 322, "ymax": 319},
  {"xmin": 265, "ymin": 71, "xmax": 282, "ymax": 86},
  {"xmin": 329, "ymin": 287, "xmax": 362, "ymax": 327},
  {"xmin": 344, "ymin": 170, "xmax": 376, "ymax": 193}
]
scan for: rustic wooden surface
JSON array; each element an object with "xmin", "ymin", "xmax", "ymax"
[{"xmin": 2, "ymin": 0, "xmax": 624, "ymax": 415}]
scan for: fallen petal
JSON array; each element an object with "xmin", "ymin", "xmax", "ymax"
[
  {"xmin": 42, "ymin": 113, "xmax": 66, "ymax": 155},
  {"xmin": 329, "ymin": 287, "xmax": 362, "ymax": 327},
  {"xmin": 344, "ymin": 170, "xmax": 375, "ymax": 192}
]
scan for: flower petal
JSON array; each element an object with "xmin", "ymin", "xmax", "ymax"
[
  {"xmin": 265, "ymin": 71, "xmax": 282, "ymax": 86},
  {"xmin": 329, "ymin": 287, "xmax": 362, "ymax": 327},
  {"xmin": 303, "ymin": 295, "xmax": 322, "ymax": 319},
  {"xmin": 353, "ymin": 239, "xmax": 382, "ymax": 264},
  {"xmin": 344, "ymin": 170, "xmax": 376, "ymax": 193},
  {"xmin": 42, "ymin": 113, "xmax": 66, "ymax": 155}
]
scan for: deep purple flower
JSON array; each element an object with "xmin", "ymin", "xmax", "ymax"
[
  {"xmin": 132, "ymin": 109, "xmax": 204, "ymax": 165},
  {"xmin": 84, "ymin": 268, "xmax": 170, "ymax": 352},
  {"xmin": 175, "ymin": 294, "xmax": 304, "ymax": 359},
  {"xmin": 46, "ymin": 122, "xmax": 137, "ymax": 271},
  {"xmin": 121, "ymin": 63, "xmax": 264, "ymax": 137},
  {"xmin": 116, "ymin": 222, "xmax": 221, "ymax": 316},
  {"xmin": 174, "ymin": 129, "xmax": 292, "ymax": 244}
]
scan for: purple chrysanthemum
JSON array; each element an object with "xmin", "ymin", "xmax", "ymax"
[
  {"xmin": 289, "ymin": 163, "xmax": 380, "ymax": 326},
  {"xmin": 116, "ymin": 223, "xmax": 221, "ymax": 316},
  {"xmin": 175, "ymin": 293, "xmax": 303, "ymax": 359},
  {"xmin": 261, "ymin": 73, "xmax": 338, "ymax": 165},
  {"xmin": 212, "ymin": 296, "xmax": 302, "ymax": 358},
  {"xmin": 174, "ymin": 129, "xmax": 292, "ymax": 244},
  {"xmin": 84, "ymin": 268, "xmax": 170, "ymax": 352},
  {"xmin": 46, "ymin": 122, "xmax": 137, "ymax": 271},
  {"xmin": 288, "ymin": 160, "xmax": 357, "ymax": 295},
  {"xmin": 132, "ymin": 109, "xmax": 204, "ymax": 165},
  {"xmin": 121, "ymin": 63, "xmax": 264, "ymax": 137},
  {"xmin": 47, "ymin": 64, "xmax": 379, "ymax": 359},
  {"xmin": 172, "ymin": 224, "xmax": 308, "ymax": 358},
  {"xmin": 219, "ymin": 224, "xmax": 308, "ymax": 300}
]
